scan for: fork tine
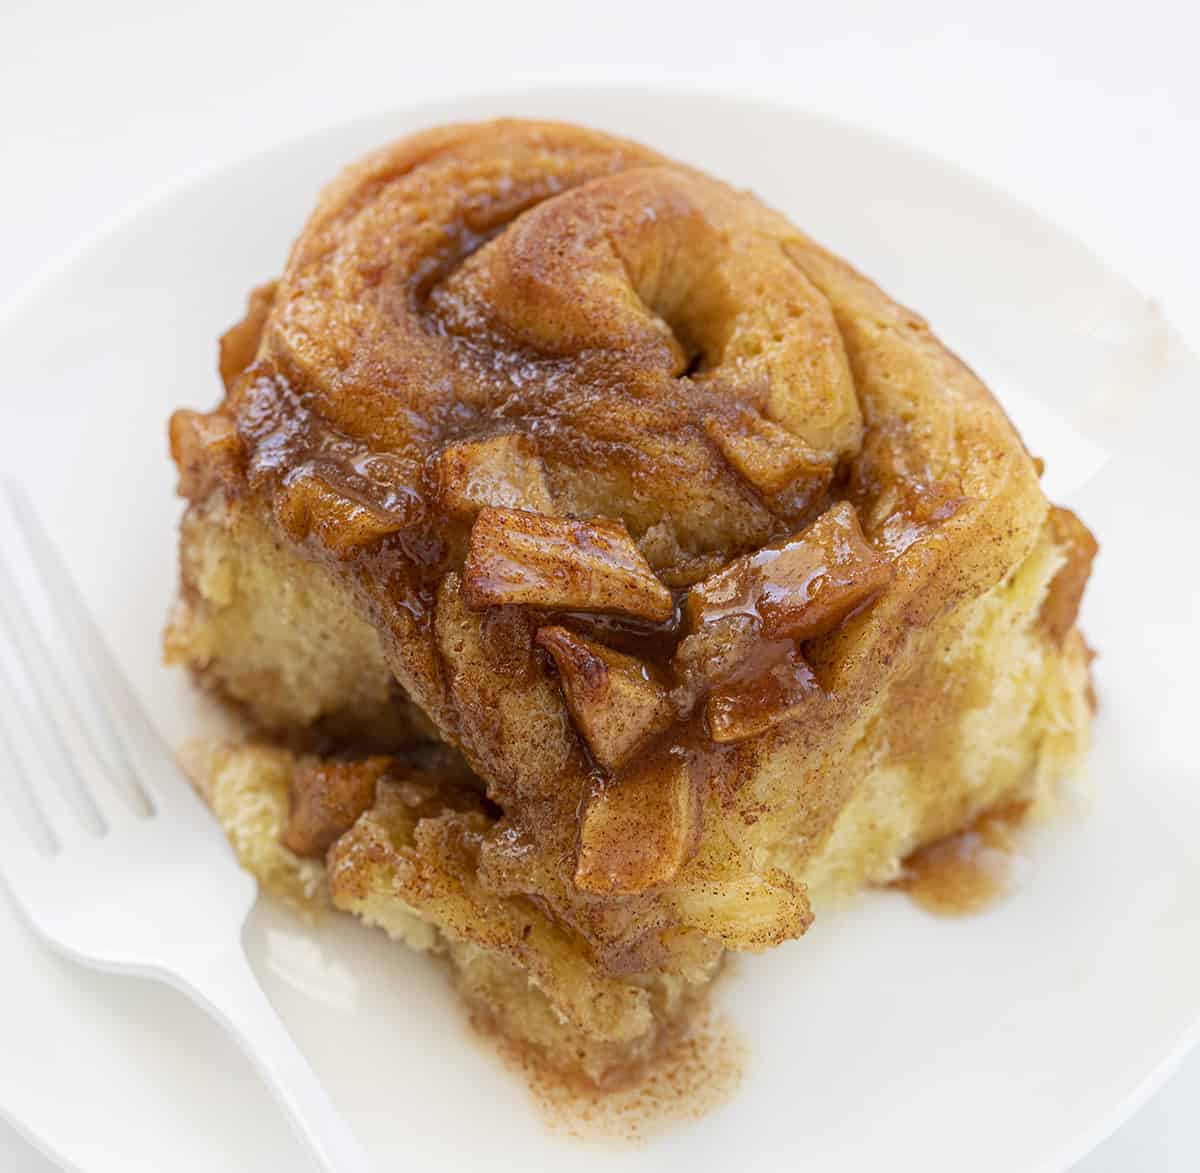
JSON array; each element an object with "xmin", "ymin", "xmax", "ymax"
[
  {"xmin": 0, "ymin": 700, "xmax": 57, "ymax": 860},
  {"xmin": 4, "ymin": 483, "xmax": 173, "ymax": 808},
  {"xmin": 0, "ymin": 499, "xmax": 154, "ymax": 819},
  {"xmin": 0, "ymin": 596, "xmax": 89, "ymax": 849},
  {"xmin": 0, "ymin": 564, "xmax": 146, "ymax": 829},
  {"xmin": 0, "ymin": 509, "xmax": 116, "ymax": 833}
]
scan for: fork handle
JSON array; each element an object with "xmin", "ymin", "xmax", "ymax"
[{"xmin": 170, "ymin": 945, "xmax": 375, "ymax": 1173}]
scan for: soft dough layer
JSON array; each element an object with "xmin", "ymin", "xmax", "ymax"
[{"xmin": 167, "ymin": 491, "xmax": 434, "ymax": 749}]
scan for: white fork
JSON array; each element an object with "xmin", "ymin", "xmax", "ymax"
[{"xmin": 0, "ymin": 484, "xmax": 373, "ymax": 1173}]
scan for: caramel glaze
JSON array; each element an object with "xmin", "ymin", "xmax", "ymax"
[
  {"xmin": 171, "ymin": 120, "xmax": 1092, "ymax": 985},
  {"xmin": 892, "ymin": 802, "xmax": 1029, "ymax": 916}
]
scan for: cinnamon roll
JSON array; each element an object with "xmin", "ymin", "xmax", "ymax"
[{"xmin": 166, "ymin": 120, "xmax": 1095, "ymax": 1086}]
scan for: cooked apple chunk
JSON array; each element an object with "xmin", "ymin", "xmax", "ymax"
[
  {"xmin": 169, "ymin": 409, "xmax": 242, "ymax": 502},
  {"xmin": 281, "ymin": 756, "xmax": 391, "ymax": 857},
  {"xmin": 705, "ymin": 641, "xmax": 821, "ymax": 743},
  {"xmin": 687, "ymin": 501, "xmax": 891, "ymax": 641},
  {"xmin": 274, "ymin": 472, "xmax": 413, "ymax": 556},
  {"xmin": 574, "ymin": 753, "xmax": 701, "ymax": 895},
  {"xmin": 433, "ymin": 433, "xmax": 555, "ymax": 519},
  {"xmin": 463, "ymin": 507, "xmax": 674, "ymax": 620},
  {"xmin": 535, "ymin": 626, "xmax": 674, "ymax": 771},
  {"xmin": 704, "ymin": 411, "xmax": 830, "ymax": 495}
]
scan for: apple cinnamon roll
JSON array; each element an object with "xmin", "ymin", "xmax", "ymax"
[{"xmin": 167, "ymin": 120, "xmax": 1095, "ymax": 1085}]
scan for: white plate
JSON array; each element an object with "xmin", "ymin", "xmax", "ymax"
[{"xmin": 0, "ymin": 89, "xmax": 1197, "ymax": 1173}]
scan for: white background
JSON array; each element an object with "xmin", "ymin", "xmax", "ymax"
[{"xmin": 1, "ymin": 1, "xmax": 1196, "ymax": 1168}]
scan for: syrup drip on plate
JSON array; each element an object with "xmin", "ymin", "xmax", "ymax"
[{"xmin": 892, "ymin": 802, "xmax": 1029, "ymax": 916}]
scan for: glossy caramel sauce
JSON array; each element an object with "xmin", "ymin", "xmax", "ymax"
[{"xmin": 892, "ymin": 802, "xmax": 1029, "ymax": 916}]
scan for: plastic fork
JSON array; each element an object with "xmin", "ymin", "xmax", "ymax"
[{"xmin": 0, "ymin": 484, "xmax": 373, "ymax": 1173}]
